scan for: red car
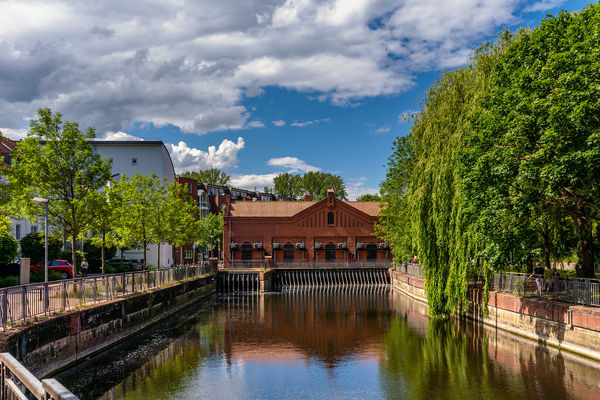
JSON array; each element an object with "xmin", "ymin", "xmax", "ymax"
[{"xmin": 31, "ymin": 260, "xmax": 74, "ymax": 279}]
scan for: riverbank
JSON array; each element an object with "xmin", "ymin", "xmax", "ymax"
[
  {"xmin": 0, "ymin": 274, "xmax": 215, "ymax": 377},
  {"xmin": 391, "ymin": 270, "xmax": 600, "ymax": 361}
]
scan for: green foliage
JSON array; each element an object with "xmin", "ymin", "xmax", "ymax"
[
  {"xmin": 19, "ymin": 232, "xmax": 62, "ymax": 264},
  {"xmin": 31, "ymin": 270, "xmax": 63, "ymax": 283},
  {"xmin": 195, "ymin": 213, "xmax": 224, "ymax": 257},
  {"xmin": 5, "ymin": 109, "xmax": 112, "ymax": 268},
  {"xmin": 60, "ymin": 250, "xmax": 84, "ymax": 270},
  {"xmin": 180, "ymin": 169, "xmax": 230, "ymax": 185},
  {"xmin": 0, "ymin": 276, "xmax": 19, "ymax": 288},
  {"xmin": 83, "ymin": 238, "xmax": 116, "ymax": 261},
  {"xmin": 0, "ymin": 234, "xmax": 18, "ymax": 264},
  {"xmin": 273, "ymin": 173, "xmax": 303, "ymax": 199},
  {"xmin": 356, "ymin": 193, "xmax": 381, "ymax": 202},
  {"xmin": 378, "ymin": 5, "xmax": 600, "ymax": 315},
  {"xmin": 273, "ymin": 171, "xmax": 347, "ymax": 200}
]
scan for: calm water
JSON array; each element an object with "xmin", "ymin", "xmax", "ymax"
[{"xmin": 56, "ymin": 288, "xmax": 600, "ymax": 400}]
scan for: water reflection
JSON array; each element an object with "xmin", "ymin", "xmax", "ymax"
[{"xmin": 56, "ymin": 288, "xmax": 600, "ymax": 400}]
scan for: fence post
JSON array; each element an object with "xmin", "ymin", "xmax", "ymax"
[
  {"xmin": 21, "ymin": 286, "xmax": 27, "ymax": 322},
  {"xmin": 1, "ymin": 289, "xmax": 7, "ymax": 326},
  {"xmin": 43, "ymin": 282, "xmax": 49, "ymax": 315},
  {"xmin": 122, "ymin": 274, "xmax": 126, "ymax": 296}
]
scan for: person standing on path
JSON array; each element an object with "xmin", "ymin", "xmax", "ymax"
[
  {"xmin": 528, "ymin": 265, "xmax": 545, "ymax": 296},
  {"xmin": 81, "ymin": 257, "xmax": 89, "ymax": 277}
]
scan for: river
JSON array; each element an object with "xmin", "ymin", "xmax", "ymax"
[{"xmin": 56, "ymin": 288, "xmax": 600, "ymax": 399}]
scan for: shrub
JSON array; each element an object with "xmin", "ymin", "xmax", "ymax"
[
  {"xmin": 0, "ymin": 276, "xmax": 19, "ymax": 288},
  {"xmin": 104, "ymin": 265, "xmax": 116, "ymax": 275},
  {"xmin": 30, "ymin": 269, "xmax": 63, "ymax": 283},
  {"xmin": 0, "ymin": 234, "xmax": 18, "ymax": 264},
  {"xmin": 20, "ymin": 233, "xmax": 61, "ymax": 264},
  {"xmin": 82, "ymin": 239, "xmax": 116, "ymax": 263}
]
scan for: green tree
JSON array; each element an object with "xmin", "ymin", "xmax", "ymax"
[
  {"xmin": 5, "ymin": 109, "xmax": 112, "ymax": 269},
  {"xmin": 180, "ymin": 169, "xmax": 230, "ymax": 185},
  {"xmin": 195, "ymin": 213, "xmax": 224, "ymax": 258},
  {"xmin": 273, "ymin": 173, "xmax": 303, "ymax": 199},
  {"xmin": 19, "ymin": 232, "xmax": 62, "ymax": 264},
  {"xmin": 0, "ymin": 234, "xmax": 18, "ymax": 264},
  {"xmin": 300, "ymin": 171, "xmax": 347, "ymax": 200},
  {"xmin": 112, "ymin": 174, "xmax": 163, "ymax": 268},
  {"xmin": 170, "ymin": 182, "xmax": 202, "ymax": 264},
  {"xmin": 469, "ymin": 6, "xmax": 600, "ymax": 277},
  {"xmin": 356, "ymin": 193, "xmax": 381, "ymax": 202},
  {"xmin": 87, "ymin": 180, "xmax": 122, "ymax": 273}
]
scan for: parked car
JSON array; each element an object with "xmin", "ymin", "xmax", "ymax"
[{"xmin": 31, "ymin": 260, "xmax": 74, "ymax": 279}]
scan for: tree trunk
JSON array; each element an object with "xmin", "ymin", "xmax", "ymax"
[
  {"xmin": 101, "ymin": 229, "xmax": 106, "ymax": 274},
  {"xmin": 542, "ymin": 218, "xmax": 551, "ymax": 270},
  {"xmin": 143, "ymin": 240, "xmax": 147, "ymax": 269},
  {"xmin": 71, "ymin": 236, "xmax": 78, "ymax": 278},
  {"xmin": 572, "ymin": 214, "xmax": 595, "ymax": 278},
  {"xmin": 180, "ymin": 246, "xmax": 183, "ymax": 265}
]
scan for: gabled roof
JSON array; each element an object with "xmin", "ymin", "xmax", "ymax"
[
  {"xmin": 0, "ymin": 136, "xmax": 16, "ymax": 152},
  {"xmin": 228, "ymin": 200, "xmax": 381, "ymax": 217},
  {"xmin": 229, "ymin": 201, "xmax": 316, "ymax": 217}
]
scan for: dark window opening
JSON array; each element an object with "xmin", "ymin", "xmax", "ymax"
[
  {"xmin": 325, "ymin": 242, "xmax": 336, "ymax": 261},
  {"xmin": 283, "ymin": 243, "xmax": 294, "ymax": 261},
  {"xmin": 241, "ymin": 242, "xmax": 253, "ymax": 260},
  {"xmin": 327, "ymin": 212, "xmax": 334, "ymax": 225},
  {"xmin": 366, "ymin": 243, "xmax": 377, "ymax": 261}
]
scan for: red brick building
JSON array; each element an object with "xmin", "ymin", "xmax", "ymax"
[{"xmin": 224, "ymin": 190, "xmax": 390, "ymax": 266}]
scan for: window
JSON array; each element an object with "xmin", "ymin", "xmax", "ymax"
[
  {"xmin": 184, "ymin": 250, "xmax": 193, "ymax": 259},
  {"xmin": 131, "ymin": 158, "xmax": 137, "ymax": 165},
  {"xmin": 283, "ymin": 243, "xmax": 294, "ymax": 261},
  {"xmin": 325, "ymin": 242, "xmax": 336, "ymax": 261},
  {"xmin": 241, "ymin": 242, "xmax": 253, "ymax": 260},
  {"xmin": 15, "ymin": 224, "xmax": 21, "ymax": 240},
  {"xmin": 31, "ymin": 225, "xmax": 38, "ymax": 234},
  {"xmin": 327, "ymin": 212, "xmax": 334, "ymax": 225},
  {"xmin": 366, "ymin": 244, "xmax": 377, "ymax": 261}
]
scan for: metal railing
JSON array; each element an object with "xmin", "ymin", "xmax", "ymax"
[
  {"xmin": 493, "ymin": 272, "xmax": 600, "ymax": 307},
  {"xmin": 0, "ymin": 263, "xmax": 214, "ymax": 328},
  {"xmin": 394, "ymin": 262, "xmax": 425, "ymax": 278},
  {"xmin": 226, "ymin": 260, "xmax": 392, "ymax": 269},
  {"xmin": 0, "ymin": 352, "xmax": 78, "ymax": 399}
]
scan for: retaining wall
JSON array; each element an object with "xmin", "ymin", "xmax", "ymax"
[
  {"xmin": 0, "ymin": 275, "xmax": 215, "ymax": 377},
  {"xmin": 390, "ymin": 270, "xmax": 600, "ymax": 361}
]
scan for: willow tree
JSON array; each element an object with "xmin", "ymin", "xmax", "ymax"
[{"xmin": 379, "ymin": 39, "xmax": 508, "ymax": 315}]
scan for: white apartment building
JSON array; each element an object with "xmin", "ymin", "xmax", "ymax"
[{"xmin": 92, "ymin": 141, "xmax": 176, "ymax": 268}]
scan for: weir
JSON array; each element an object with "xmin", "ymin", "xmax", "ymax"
[{"xmin": 217, "ymin": 266, "xmax": 391, "ymax": 293}]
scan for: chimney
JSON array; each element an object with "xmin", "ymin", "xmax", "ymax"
[
  {"xmin": 327, "ymin": 189, "xmax": 334, "ymax": 198},
  {"xmin": 304, "ymin": 193, "xmax": 311, "ymax": 201}
]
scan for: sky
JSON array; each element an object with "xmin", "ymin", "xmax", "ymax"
[{"xmin": 0, "ymin": 0, "xmax": 591, "ymax": 199}]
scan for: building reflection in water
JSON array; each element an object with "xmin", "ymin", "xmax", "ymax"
[{"xmin": 58, "ymin": 288, "xmax": 600, "ymax": 400}]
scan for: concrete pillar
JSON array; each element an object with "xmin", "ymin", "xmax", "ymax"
[
  {"xmin": 20, "ymin": 258, "xmax": 30, "ymax": 285},
  {"xmin": 259, "ymin": 270, "xmax": 271, "ymax": 292}
]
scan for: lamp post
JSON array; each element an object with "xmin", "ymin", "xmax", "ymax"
[{"xmin": 32, "ymin": 197, "xmax": 49, "ymax": 282}]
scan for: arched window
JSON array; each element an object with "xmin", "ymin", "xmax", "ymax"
[
  {"xmin": 366, "ymin": 243, "xmax": 377, "ymax": 261},
  {"xmin": 325, "ymin": 242, "xmax": 336, "ymax": 261},
  {"xmin": 327, "ymin": 212, "xmax": 334, "ymax": 225},
  {"xmin": 241, "ymin": 242, "xmax": 253, "ymax": 260},
  {"xmin": 283, "ymin": 243, "xmax": 294, "ymax": 261}
]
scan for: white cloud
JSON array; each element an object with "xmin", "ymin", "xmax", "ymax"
[
  {"xmin": 247, "ymin": 120, "xmax": 266, "ymax": 128},
  {"xmin": 272, "ymin": 120, "xmax": 286, "ymax": 127},
  {"xmin": 100, "ymin": 131, "xmax": 144, "ymax": 141},
  {"xmin": 267, "ymin": 156, "xmax": 320, "ymax": 172},
  {"xmin": 523, "ymin": 0, "xmax": 564, "ymax": 13},
  {"xmin": 0, "ymin": 128, "xmax": 28, "ymax": 140},
  {"xmin": 398, "ymin": 110, "xmax": 417, "ymax": 123},
  {"xmin": 230, "ymin": 173, "xmax": 279, "ymax": 190},
  {"xmin": 290, "ymin": 118, "xmax": 330, "ymax": 127},
  {"xmin": 371, "ymin": 125, "xmax": 391, "ymax": 134},
  {"xmin": 346, "ymin": 177, "xmax": 379, "ymax": 201},
  {"xmin": 167, "ymin": 137, "xmax": 245, "ymax": 173},
  {"xmin": 0, "ymin": 0, "xmax": 524, "ymax": 134}
]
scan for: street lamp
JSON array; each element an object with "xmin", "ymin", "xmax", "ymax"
[{"xmin": 32, "ymin": 197, "xmax": 49, "ymax": 283}]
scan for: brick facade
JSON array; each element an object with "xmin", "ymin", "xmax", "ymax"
[{"xmin": 224, "ymin": 190, "xmax": 390, "ymax": 265}]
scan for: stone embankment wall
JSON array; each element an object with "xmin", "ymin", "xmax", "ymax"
[
  {"xmin": 0, "ymin": 275, "xmax": 215, "ymax": 377},
  {"xmin": 390, "ymin": 270, "xmax": 600, "ymax": 361}
]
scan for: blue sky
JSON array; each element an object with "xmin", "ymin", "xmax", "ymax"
[{"xmin": 0, "ymin": 0, "xmax": 590, "ymax": 199}]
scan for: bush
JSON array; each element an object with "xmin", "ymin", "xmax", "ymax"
[
  {"xmin": 0, "ymin": 234, "xmax": 18, "ymax": 264},
  {"xmin": 83, "ymin": 239, "xmax": 116, "ymax": 262},
  {"xmin": 30, "ymin": 269, "xmax": 63, "ymax": 283},
  {"xmin": 104, "ymin": 265, "xmax": 116, "ymax": 275},
  {"xmin": 20, "ymin": 233, "xmax": 61, "ymax": 264},
  {"xmin": 0, "ymin": 276, "xmax": 19, "ymax": 288}
]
